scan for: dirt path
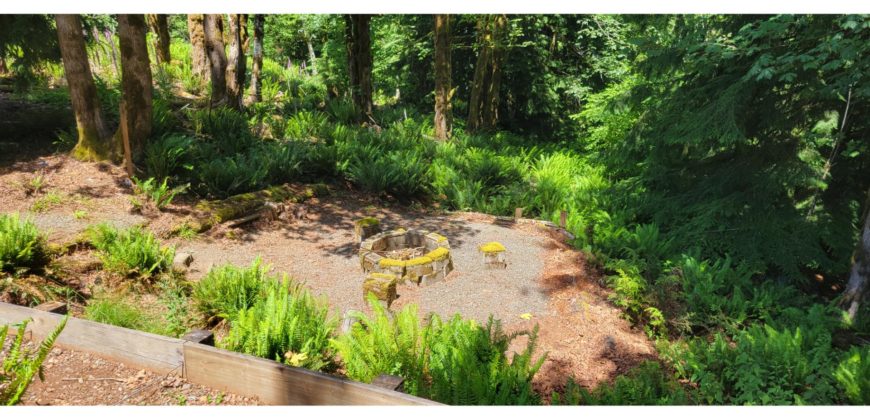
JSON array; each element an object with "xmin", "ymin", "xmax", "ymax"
[{"xmin": 1, "ymin": 153, "xmax": 656, "ymax": 394}]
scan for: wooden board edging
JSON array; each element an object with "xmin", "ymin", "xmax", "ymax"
[
  {"xmin": 183, "ymin": 342, "xmax": 439, "ymax": 405},
  {"xmin": 0, "ymin": 302, "xmax": 439, "ymax": 405},
  {"xmin": 0, "ymin": 302, "xmax": 184, "ymax": 375}
]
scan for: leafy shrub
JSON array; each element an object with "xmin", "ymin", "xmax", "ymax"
[
  {"xmin": 195, "ymin": 153, "xmax": 270, "ymax": 198},
  {"xmin": 222, "ymin": 280, "xmax": 336, "ymax": 371},
  {"xmin": 347, "ymin": 150, "xmax": 430, "ymax": 199},
  {"xmin": 552, "ymin": 361, "xmax": 691, "ymax": 405},
  {"xmin": 332, "ymin": 297, "xmax": 545, "ymax": 405},
  {"xmin": 87, "ymin": 224, "xmax": 175, "ymax": 278},
  {"xmin": 132, "ymin": 177, "xmax": 187, "ymax": 209},
  {"xmin": 424, "ymin": 315, "xmax": 545, "ymax": 405},
  {"xmin": 664, "ymin": 319, "xmax": 839, "ymax": 405},
  {"xmin": 331, "ymin": 297, "xmax": 428, "ymax": 394},
  {"xmin": 0, "ymin": 214, "xmax": 48, "ymax": 273},
  {"xmin": 834, "ymin": 346, "xmax": 870, "ymax": 405},
  {"xmin": 283, "ymin": 110, "xmax": 329, "ymax": 141},
  {"xmin": 188, "ymin": 107, "xmax": 255, "ymax": 155},
  {"xmin": 1, "ymin": 316, "xmax": 67, "ymax": 405},
  {"xmin": 143, "ymin": 134, "xmax": 194, "ymax": 181},
  {"xmin": 192, "ymin": 259, "xmax": 272, "ymax": 321}
]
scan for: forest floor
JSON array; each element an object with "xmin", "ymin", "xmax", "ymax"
[{"xmin": 1, "ymin": 137, "xmax": 656, "ymax": 398}]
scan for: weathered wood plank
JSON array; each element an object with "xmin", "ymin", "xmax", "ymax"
[
  {"xmin": 183, "ymin": 343, "xmax": 439, "ymax": 405},
  {"xmin": 0, "ymin": 302, "xmax": 184, "ymax": 374}
]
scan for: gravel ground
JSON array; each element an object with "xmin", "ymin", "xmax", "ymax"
[{"xmin": 176, "ymin": 199, "xmax": 550, "ymax": 324}]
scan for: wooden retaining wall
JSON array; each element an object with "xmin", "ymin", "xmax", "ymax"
[{"xmin": 0, "ymin": 302, "xmax": 437, "ymax": 405}]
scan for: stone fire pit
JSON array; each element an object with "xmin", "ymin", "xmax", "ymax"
[{"xmin": 359, "ymin": 228, "xmax": 454, "ymax": 287}]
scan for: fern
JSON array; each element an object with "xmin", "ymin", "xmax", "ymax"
[
  {"xmin": 87, "ymin": 224, "xmax": 174, "ymax": 279},
  {"xmin": 0, "ymin": 213, "xmax": 47, "ymax": 273},
  {"xmin": 222, "ymin": 280, "xmax": 336, "ymax": 371},
  {"xmin": 192, "ymin": 259, "xmax": 276, "ymax": 322},
  {"xmin": 1, "ymin": 316, "xmax": 68, "ymax": 405}
]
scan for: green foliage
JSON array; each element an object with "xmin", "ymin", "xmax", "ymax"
[
  {"xmin": 347, "ymin": 150, "xmax": 431, "ymax": 199},
  {"xmin": 132, "ymin": 177, "xmax": 187, "ymax": 209},
  {"xmin": 188, "ymin": 107, "xmax": 256, "ymax": 155},
  {"xmin": 222, "ymin": 280, "xmax": 336, "ymax": 371},
  {"xmin": 0, "ymin": 213, "xmax": 47, "ymax": 274},
  {"xmin": 87, "ymin": 224, "xmax": 174, "ymax": 278},
  {"xmin": 143, "ymin": 134, "xmax": 194, "ymax": 182},
  {"xmin": 0, "ymin": 316, "xmax": 67, "ymax": 405},
  {"xmin": 835, "ymin": 346, "xmax": 870, "ymax": 405},
  {"xmin": 85, "ymin": 295, "xmax": 158, "ymax": 331},
  {"xmin": 663, "ymin": 308, "xmax": 841, "ymax": 405},
  {"xmin": 192, "ymin": 259, "xmax": 272, "ymax": 321},
  {"xmin": 332, "ymin": 297, "xmax": 545, "ymax": 405},
  {"xmin": 552, "ymin": 361, "xmax": 690, "ymax": 405}
]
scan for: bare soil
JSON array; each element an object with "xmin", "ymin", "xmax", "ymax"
[{"xmin": 9, "ymin": 340, "xmax": 256, "ymax": 406}]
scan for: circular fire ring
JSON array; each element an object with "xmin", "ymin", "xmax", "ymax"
[{"xmin": 359, "ymin": 228, "xmax": 454, "ymax": 286}]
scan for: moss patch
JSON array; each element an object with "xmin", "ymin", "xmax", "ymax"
[
  {"xmin": 378, "ymin": 258, "xmax": 406, "ymax": 268},
  {"xmin": 479, "ymin": 242, "xmax": 506, "ymax": 253},
  {"xmin": 426, "ymin": 247, "xmax": 450, "ymax": 261}
]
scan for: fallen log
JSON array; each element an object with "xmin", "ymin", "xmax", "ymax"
[{"xmin": 173, "ymin": 183, "xmax": 322, "ymax": 234}]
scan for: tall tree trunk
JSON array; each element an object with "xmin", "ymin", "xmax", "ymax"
[
  {"xmin": 203, "ymin": 14, "xmax": 228, "ymax": 106},
  {"xmin": 468, "ymin": 15, "xmax": 508, "ymax": 132},
  {"xmin": 104, "ymin": 30, "xmax": 120, "ymax": 78},
  {"xmin": 146, "ymin": 14, "xmax": 170, "ymax": 65},
  {"xmin": 433, "ymin": 14, "xmax": 453, "ymax": 140},
  {"xmin": 305, "ymin": 32, "xmax": 318, "ymax": 75},
  {"xmin": 187, "ymin": 14, "xmax": 209, "ymax": 85},
  {"xmin": 249, "ymin": 14, "xmax": 264, "ymax": 103},
  {"xmin": 0, "ymin": 57, "xmax": 8, "ymax": 75},
  {"xmin": 843, "ymin": 188, "xmax": 870, "ymax": 321},
  {"xmin": 240, "ymin": 14, "xmax": 249, "ymax": 53},
  {"xmin": 55, "ymin": 14, "xmax": 113, "ymax": 161},
  {"xmin": 344, "ymin": 14, "xmax": 374, "ymax": 123},
  {"xmin": 115, "ymin": 14, "xmax": 153, "ymax": 161},
  {"xmin": 226, "ymin": 14, "xmax": 245, "ymax": 110}
]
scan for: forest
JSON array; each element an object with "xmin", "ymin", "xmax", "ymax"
[{"xmin": 0, "ymin": 14, "xmax": 869, "ymax": 406}]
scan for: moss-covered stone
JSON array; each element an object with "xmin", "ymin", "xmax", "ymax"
[
  {"xmin": 426, "ymin": 247, "xmax": 450, "ymax": 261},
  {"xmin": 479, "ymin": 241, "xmax": 506, "ymax": 254},
  {"xmin": 363, "ymin": 273, "xmax": 398, "ymax": 306},
  {"xmin": 379, "ymin": 258, "xmax": 406, "ymax": 268}
]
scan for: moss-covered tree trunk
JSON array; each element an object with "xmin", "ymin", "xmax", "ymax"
[
  {"xmin": 55, "ymin": 14, "xmax": 114, "ymax": 161},
  {"xmin": 844, "ymin": 188, "xmax": 870, "ymax": 321},
  {"xmin": 204, "ymin": 14, "xmax": 228, "ymax": 106},
  {"xmin": 248, "ymin": 14, "xmax": 264, "ymax": 103},
  {"xmin": 116, "ymin": 14, "xmax": 153, "ymax": 161},
  {"xmin": 433, "ymin": 14, "xmax": 453, "ymax": 140},
  {"xmin": 226, "ymin": 14, "xmax": 245, "ymax": 110},
  {"xmin": 187, "ymin": 14, "xmax": 210, "ymax": 86},
  {"xmin": 344, "ymin": 14, "xmax": 374, "ymax": 123},
  {"xmin": 146, "ymin": 14, "xmax": 170, "ymax": 65},
  {"xmin": 468, "ymin": 15, "xmax": 507, "ymax": 133}
]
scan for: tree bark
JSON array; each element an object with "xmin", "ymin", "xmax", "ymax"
[
  {"xmin": 0, "ymin": 58, "xmax": 8, "ymax": 75},
  {"xmin": 203, "ymin": 14, "xmax": 228, "ymax": 106},
  {"xmin": 226, "ymin": 14, "xmax": 245, "ymax": 110},
  {"xmin": 146, "ymin": 14, "xmax": 171, "ymax": 65},
  {"xmin": 305, "ymin": 32, "xmax": 318, "ymax": 75},
  {"xmin": 468, "ymin": 15, "xmax": 508, "ymax": 132},
  {"xmin": 115, "ymin": 14, "xmax": 153, "ymax": 161},
  {"xmin": 433, "ymin": 14, "xmax": 453, "ymax": 140},
  {"xmin": 248, "ymin": 14, "xmax": 264, "ymax": 103},
  {"xmin": 55, "ymin": 14, "xmax": 114, "ymax": 161},
  {"xmin": 843, "ymin": 188, "xmax": 870, "ymax": 321},
  {"xmin": 187, "ymin": 14, "xmax": 210, "ymax": 85},
  {"xmin": 344, "ymin": 14, "xmax": 374, "ymax": 123}
]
